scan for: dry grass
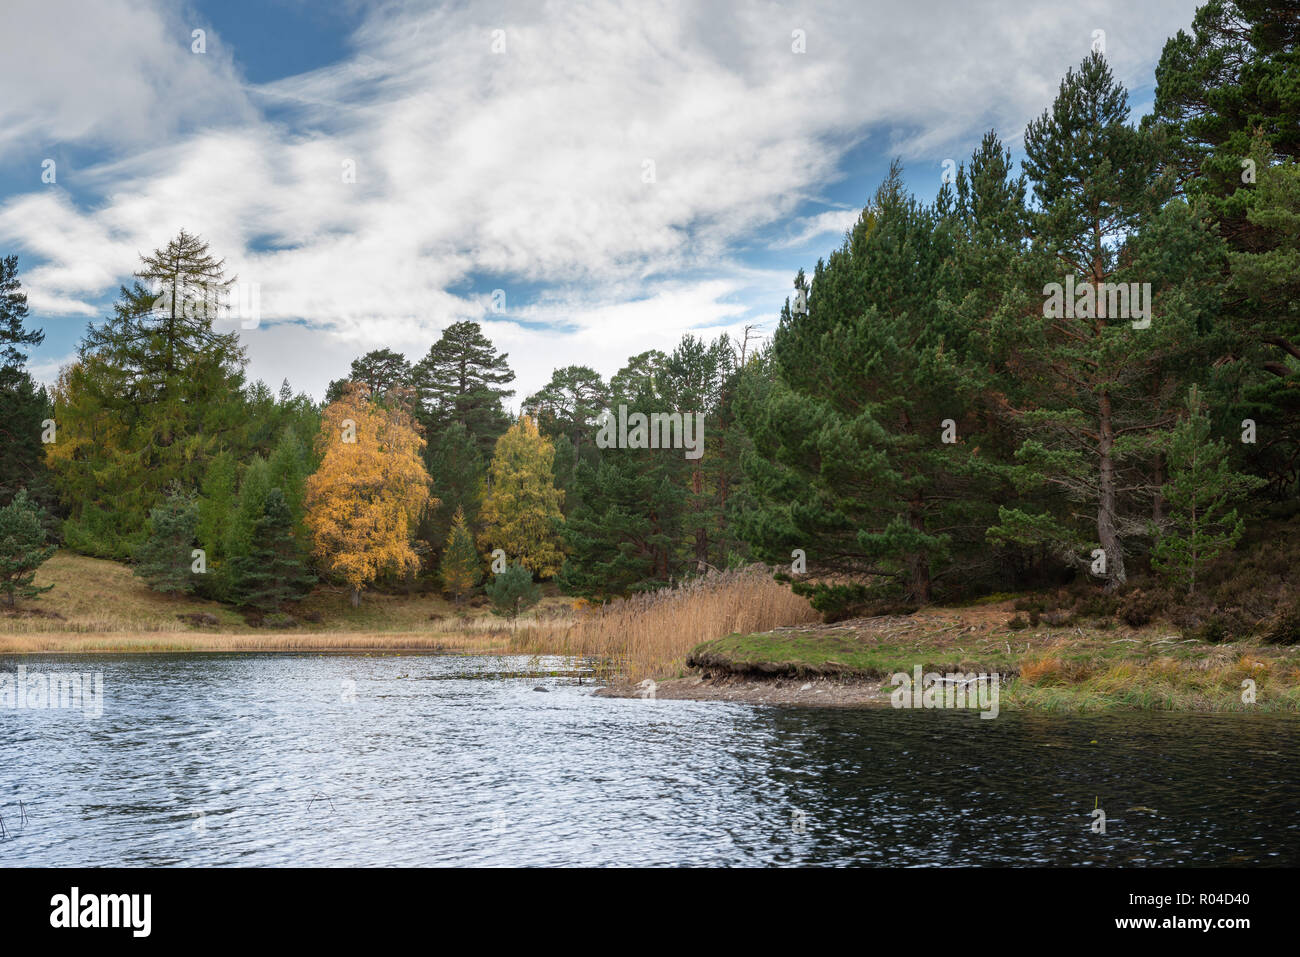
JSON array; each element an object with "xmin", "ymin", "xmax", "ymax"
[
  {"xmin": 2, "ymin": 552, "xmax": 812, "ymax": 669},
  {"xmin": 0, "ymin": 629, "xmax": 518, "ymax": 654},
  {"xmin": 514, "ymin": 567, "xmax": 818, "ymax": 680},
  {"xmin": 0, "ymin": 549, "xmax": 569, "ymax": 642}
]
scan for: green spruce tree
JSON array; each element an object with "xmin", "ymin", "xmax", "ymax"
[
  {"xmin": 134, "ymin": 488, "xmax": 201, "ymax": 595},
  {"xmin": 227, "ymin": 487, "xmax": 316, "ymax": 612},
  {"xmin": 0, "ymin": 490, "xmax": 56, "ymax": 607}
]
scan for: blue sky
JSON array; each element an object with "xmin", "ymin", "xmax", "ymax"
[{"xmin": 0, "ymin": 0, "xmax": 1202, "ymax": 403}]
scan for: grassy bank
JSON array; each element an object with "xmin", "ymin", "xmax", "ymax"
[
  {"xmin": 0, "ymin": 550, "xmax": 559, "ymax": 652},
  {"xmin": 0, "ymin": 552, "xmax": 814, "ymax": 660},
  {"xmin": 682, "ymin": 603, "xmax": 1300, "ymax": 712}
]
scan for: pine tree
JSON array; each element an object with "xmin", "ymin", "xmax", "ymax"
[
  {"xmin": 133, "ymin": 488, "xmax": 201, "ymax": 595},
  {"xmin": 986, "ymin": 53, "xmax": 1223, "ymax": 590},
  {"xmin": 557, "ymin": 451, "xmax": 685, "ymax": 598},
  {"xmin": 549, "ymin": 433, "xmax": 581, "ymax": 518},
  {"xmin": 227, "ymin": 488, "xmax": 316, "ymax": 612},
  {"xmin": 343, "ymin": 348, "xmax": 411, "ymax": 401},
  {"xmin": 737, "ymin": 165, "xmax": 1005, "ymax": 607},
  {"xmin": 524, "ymin": 365, "xmax": 609, "ymax": 450},
  {"xmin": 1153, "ymin": 387, "xmax": 1266, "ymax": 594},
  {"xmin": 0, "ymin": 254, "xmax": 43, "ymax": 370},
  {"xmin": 0, "ymin": 490, "xmax": 56, "ymax": 607},
  {"xmin": 420, "ymin": 420, "xmax": 485, "ymax": 555},
  {"xmin": 485, "ymin": 561, "xmax": 541, "ymax": 625},
  {"xmin": 662, "ymin": 334, "xmax": 740, "ymax": 570},
  {"xmin": 1150, "ymin": 1, "xmax": 1299, "ymax": 249},
  {"xmin": 439, "ymin": 507, "xmax": 482, "ymax": 602},
  {"xmin": 478, "ymin": 415, "xmax": 565, "ymax": 578},
  {"xmin": 410, "ymin": 321, "xmax": 515, "ymax": 455},
  {"xmin": 609, "ymin": 350, "xmax": 667, "ymax": 400},
  {"xmin": 1151, "ymin": 2, "xmax": 1300, "ymax": 498},
  {"xmin": 0, "ymin": 255, "xmax": 54, "ymax": 510}
]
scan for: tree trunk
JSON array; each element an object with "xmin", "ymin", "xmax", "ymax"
[
  {"xmin": 1152, "ymin": 452, "xmax": 1166, "ymax": 525},
  {"xmin": 1097, "ymin": 391, "xmax": 1127, "ymax": 591},
  {"xmin": 350, "ymin": 586, "xmax": 361, "ymax": 608},
  {"xmin": 909, "ymin": 499, "xmax": 932, "ymax": 604}
]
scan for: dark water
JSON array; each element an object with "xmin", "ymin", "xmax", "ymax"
[{"xmin": 1, "ymin": 653, "xmax": 1296, "ymax": 866}]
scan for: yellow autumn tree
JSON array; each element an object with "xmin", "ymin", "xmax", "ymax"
[
  {"xmin": 304, "ymin": 383, "xmax": 433, "ymax": 605},
  {"xmin": 479, "ymin": 414, "xmax": 565, "ymax": 578}
]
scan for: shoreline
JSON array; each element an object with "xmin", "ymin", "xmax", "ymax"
[
  {"xmin": 8, "ymin": 599, "xmax": 1300, "ymax": 714},
  {"xmin": 595, "ymin": 673, "xmax": 898, "ymax": 707},
  {"xmin": 597, "ymin": 605, "xmax": 1300, "ymax": 713},
  {"xmin": 0, "ymin": 631, "xmax": 515, "ymax": 655}
]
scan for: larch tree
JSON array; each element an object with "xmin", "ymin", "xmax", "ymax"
[
  {"xmin": 304, "ymin": 384, "xmax": 433, "ymax": 606},
  {"xmin": 478, "ymin": 414, "xmax": 565, "ymax": 578},
  {"xmin": 49, "ymin": 229, "xmax": 248, "ymax": 558}
]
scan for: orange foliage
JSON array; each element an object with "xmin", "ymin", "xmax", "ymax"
[{"xmin": 304, "ymin": 384, "xmax": 434, "ymax": 601}]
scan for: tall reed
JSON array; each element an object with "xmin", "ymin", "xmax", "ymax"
[{"xmin": 514, "ymin": 566, "xmax": 817, "ymax": 681}]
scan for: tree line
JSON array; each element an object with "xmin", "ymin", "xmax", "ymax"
[{"xmin": 0, "ymin": 0, "xmax": 1295, "ymax": 626}]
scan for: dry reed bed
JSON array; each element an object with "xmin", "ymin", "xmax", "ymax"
[{"xmin": 514, "ymin": 567, "xmax": 818, "ymax": 680}]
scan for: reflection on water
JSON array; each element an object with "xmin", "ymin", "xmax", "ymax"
[{"xmin": 1, "ymin": 653, "xmax": 1296, "ymax": 866}]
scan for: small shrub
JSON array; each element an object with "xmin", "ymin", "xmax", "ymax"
[
  {"xmin": 1075, "ymin": 593, "xmax": 1119, "ymax": 619},
  {"xmin": 1118, "ymin": 589, "xmax": 1162, "ymax": 628},
  {"xmin": 485, "ymin": 562, "xmax": 542, "ymax": 624},
  {"xmin": 1262, "ymin": 597, "xmax": 1300, "ymax": 646},
  {"xmin": 1192, "ymin": 619, "xmax": 1230, "ymax": 644}
]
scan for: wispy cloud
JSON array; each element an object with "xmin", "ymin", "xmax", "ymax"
[{"xmin": 0, "ymin": 0, "xmax": 1201, "ymax": 400}]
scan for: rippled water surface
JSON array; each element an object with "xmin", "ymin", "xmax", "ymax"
[{"xmin": 2, "ymin": 653, "xmax": 1297, "ymax": 866}]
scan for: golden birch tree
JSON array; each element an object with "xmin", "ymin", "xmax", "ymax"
[{"xmin": 304, "ymin": 383, "xmax": 433, "ymax": 605}]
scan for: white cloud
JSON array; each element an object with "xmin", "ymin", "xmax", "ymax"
[
  {"xmin": 0, "ymin": 0, "xmax": 255, "ymax": 158},
  {"xmin": 0, "ymin": 0, "xmax": 1202, "ymax": 401},
  {"xmin": 772, "ymin": 208, "xmax": 862, "ymax": 249}
]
